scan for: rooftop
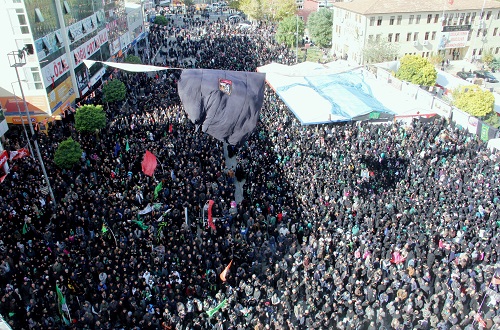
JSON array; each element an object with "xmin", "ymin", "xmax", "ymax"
[{"xmin": 333, "ymin": 0, "xmax": 500, "ymax": 15}]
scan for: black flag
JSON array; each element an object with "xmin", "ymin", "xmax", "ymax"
[{"xmin": 178, "ymin": 69, "xmax": 266, "ymax": 145}]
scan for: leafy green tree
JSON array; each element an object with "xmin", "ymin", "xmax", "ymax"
[
  {"xmin": 228, "ymin": 0, "xmax": 242, "ymax": 10},
  {"xmin": 183, "ymin": 0, "xmax": 195, "ymax": 7},
  {"xmin": 75, "ymin": 105, "xmax": 107, "ymax": 133},
  {"xmin": 276, "ymin": 15, "xmax": 305, "ymax": 48},
  {"xmin": 428, "ymin": 54, "xmax": 444, "ymax": 66},
  {"xmin": 154, "ymin": 15, "xmax": 168, "ymax": 26},
  {"xmin": 482, "ymin": 52, "xmax": 494, "ymax": 66},
  {"xmin": 307, "ymin": 9, "xmax": 333, "ymax": 48},
  {"xmin": 452, "ymin": 85, "xmax": 495, "ymax": 118},
  {"xmin": 124, "ymin": 55, "xmax": 142, "ymax": 64},
  {"xmin": 102, "ymin": 79, "xmax": 126, "ymax": 103},
  {"xmin": 362, "ymin": 39, "xmax": 399, "ymax": 63},
  {"xmin": 267, "ymin": 0, "xmax": 296, "ymax": 21},
  {"xmin": 396, "ymin": 55, "xmax": 437, "ymax": 86},
  {"xmin": 54, "ymin": 138, "xmax": 82, "ymax": 169},
  {"xmin": 239, "ymin": 0, "xmax": 266, "ymax": 20},
  {"xmin": 483, "ymin": 112, "xmax": 500, "ymax": 129}
]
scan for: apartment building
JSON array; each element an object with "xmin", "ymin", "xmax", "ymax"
[
  {"xmin": 0, "ymin": 0, "xmax": 143, "ymax": 125},
  {"xmin": 332, "ymin": 0, "xmax": 500, "ymax": 64}
]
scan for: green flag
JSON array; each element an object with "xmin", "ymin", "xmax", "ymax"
[
  {"xmin": 126, "ymin": 140, "xmax": 130, "ymax": 152},
  {"xmin": 131, "ymin": 220, "xmax": 149, "ymax": 231},
  {"xmin": 207, "ymin": 299, "xmax": 227, "ymax": 318},
  {"xmin": 22, "ymin": 222, "xmax": 28, "ymax": 235},
  {"xmin": 154, "ymin": 181, "xmax": 163, "ymax": 200},
  {"xmin": 101, "ymin": 224, "xmax": 108, "ymax": 234},
  {"xmin": 56, "ymin": 284, "xmax": 69, "ymax": 323}
]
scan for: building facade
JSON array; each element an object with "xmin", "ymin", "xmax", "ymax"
[
  {"xmin": 332, "ymin": 0, "xmax": 500, "ymax": 64},
  {"xmin": 0, "ymin": 0, "xmax": 143, "ymax": 125}
]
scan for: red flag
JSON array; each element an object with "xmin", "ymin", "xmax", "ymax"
[
  {"xmin": 207, "ymin": 200, "xmax": 216, "ymax": 231},
  {"xmin": 141, "ymin": 150, "xmax": 157, "ymax": 176},
  {"xmin": 220, "ymin": 260, "xmax": 232, "ymax": 282},
  {"xmin": 0, "ymin": 173, "xmax": 7, "ymax": 183},
  {"xmin": 0, "ymin": 150, "xmax": 8, "ymax": 168},
  {"xmin": 448, "ymin": 0, "xmax": 454, "ymax": 4},
  {"xmin": 12, "ymin": 148, "xmax": 30, "ymax": 160}
]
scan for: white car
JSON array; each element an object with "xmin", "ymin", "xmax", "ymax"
[{"xmin": 228, "ymin": 15, "xmax": 242, "ymax": 23}]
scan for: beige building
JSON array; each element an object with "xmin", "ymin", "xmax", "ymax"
[{"xmin": 332, "ymin": 0, "xmax": 500, "ymax": 64}]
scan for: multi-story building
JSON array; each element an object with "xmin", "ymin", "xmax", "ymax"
[
  {"xmin": 332, "ymin": 0, "xmax": 500, "ymax": 64},
  {"xmin": 0, "ymin": 0, "xmax": 138, "ymax": 125}
]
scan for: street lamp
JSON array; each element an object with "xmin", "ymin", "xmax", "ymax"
[
  {"xmin": 10, "ymin": 81, "xmax": 34, "ymax": 160},
  {"xmin": 8, "ymin": 49, "xmax": 56, "ymax": 209}
]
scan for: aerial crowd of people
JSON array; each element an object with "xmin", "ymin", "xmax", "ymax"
[{"xmin": 0, "ymin": 10, "xmax": 499, "ymax": 330}]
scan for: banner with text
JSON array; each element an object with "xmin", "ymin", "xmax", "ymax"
[
  {"xmin": 41, "ymin": 29, "xmax": 108, "ymax": 87},
  {"xmin": 438, "ymin": 25, "xmax": 471, "ymax": 50}
]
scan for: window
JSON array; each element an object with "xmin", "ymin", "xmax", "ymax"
[
  {"xmin": 471, "ymin": 12, "xmax": 476, "ymax": 24},
  {"xmin": 395, "ymin": 33, "xmax": 400, "ymax": 42},
  {"xmin": 497, "ymin": 11, "xmax": 500, "ymax": 19},
  {"xmin": 486, "ymin": 11, "xmax": 492, "ymax": 20},
  {"xmin": 388, "ymin": 33, "xmax": 393, "ymax": 42},
  {"xmin": 406, "ymin": 32, "xmax": 412, "ymax": 41},
  {"xmin": 414, "ymin": 32, "xmax": 419, "ymax": 41},
  {"xmin": 409, "ymin": 15, "xmax": 414, "ymax": 24},
  {"xmin": 494, "ymin": 27, "xmax": 498, "ymax": 36},
  {"xmin": 496, "ymin": 47, "xmax": 499, "ymax": 54},
  {"xmin": 431, "ymin": 31, "xmax": 436, "ymax": 40},
  {"xmin": 390, "ymin": 16, "xmax": 395, "ymax": 25},
  {"xmin": 368, "ymin": 35, "xmax": 374, "ymax": 42},
  {"xmin": 376, "ymin": 34, "xmax": 381, "ymax": 42},
  {"xmin": 30, "ymin": 67, "xmax": 44, "ymax": 90},
  {"xmin": 427, "ymin": 14, "xmax": 432, "ymax": 23},
  {"xmin": 478, "ymin": 48, "xmax": 482, "ymax": 56},
  {"xmin": 15, "ymin": 9, "xmax": 29, "ymax": 34},
  {"xmin": 434, "ymin": 14, "xmax": 439, "ymax": 23},
  {"xmin": 424, "ymin": 32, "xmax": 430, "ymax": 40},
  {"xmin": 397, "ymin": 15, "xmax": 402, "ymax": 25},
  {"xmin": 416, "ymin": 15, "xmax": 421, "ymax": 24},
  {"xmin": 477, "ymin": 29, "xmax": 482, "ymax": 37},
  {"xmin": 370, "ymin": 17, "xmax": 375, "ymax": 26},
  {"xmin": 377, "ymin": 16, "xmax": 382, "ymax": 26}
]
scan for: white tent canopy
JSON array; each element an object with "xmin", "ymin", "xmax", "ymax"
[{"xmin": 258, "ymin": 62, "xmax": 400, "ymax": 124}]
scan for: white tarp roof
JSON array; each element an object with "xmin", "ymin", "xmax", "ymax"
[{"xmin": 257, "ymin": 62, "xmax": 395, "ymax": 125}]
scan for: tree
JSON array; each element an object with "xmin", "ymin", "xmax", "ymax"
[
  {"xmin": 428, "ymin": 54, "xmax": 444, "ymax": 66},
  {"xmin": 362, "ymin": 39, "xmax": 399, "ymax": 63},
  {"xmin": 307, "ymin": 9, "xmax": 333, "ymax": 48},
  {"xmin": 154, "ymin": 15, "xmax": 168, "ymax": 26},
  {"xmin": 452, "ymin": 85, "xmax": 495, "ymax": 118},
  {"xmin": 239, "ymin": 0, "xmax": 266, "ymax": 20},
  {"xmin": 276, "ymin": 15, "xmax": 305, "ymax": 48},
  {"xmin": 267, "ymin": 0, "xmax": 296, "ymax": 21},
  {"xmin": 75, "ymin": 104, "xmax": 107, "ymax": 133},
  {"xmin": 482, "ymin": 52, "xmax": 494, "ymax": 66},
  {"xmin": 124, "ymin": 55, "xmax": 142, "ymax": 64},
  {"xmin": 183, "ymin": 0, "xmax": 195, "ymax": 7},
  {"xmin": 54, "ymin": 138, "xmax": 82, "ymax": 169},
  {"xmin": 102, "ymin": 79, "xmax": 126, "ymax": 103},
  {"xmin": 396, "ymin": 55, "xmax": 437, "ymax": 86}
]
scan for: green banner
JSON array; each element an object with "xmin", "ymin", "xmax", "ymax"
[{"xmin": 481, "ymin": 124, "xmax": 489, "ymax": 142}]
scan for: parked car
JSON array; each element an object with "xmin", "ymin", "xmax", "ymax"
[
  {"xmin": 228, "ymin": 15, "xmax": 242, "ymax": 23},
  {"xmin": 457, "ymin": 71, "xmax": 475, "ymax": 81},
  {"xmin": 474, "ymin": 70, "xmax": 499, "ymax": 83}
]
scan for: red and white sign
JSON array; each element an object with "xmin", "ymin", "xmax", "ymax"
[{"xmin": 0, "ymin": 150, "xmax": 8, "ymax": 168}]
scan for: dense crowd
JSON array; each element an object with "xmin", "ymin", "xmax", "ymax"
[{"xmin": 1, "ymin": 12, "xmax": 499, "ymax": 330}]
